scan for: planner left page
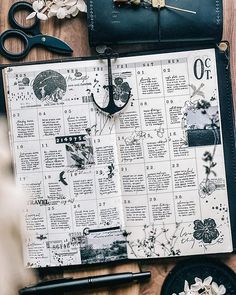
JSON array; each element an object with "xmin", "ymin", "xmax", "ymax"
[{"xmin": 3, "ymin": 60, "xmax": 127, "ymax": 267}]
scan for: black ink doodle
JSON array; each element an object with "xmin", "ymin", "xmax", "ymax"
[
  {"xmin": 22, "ymin": 77, "xmax": 30, "ymax": 86},
  {"xmin": 36, "ymin": 234, "xmax": 47, "ymax": 240},
  {"xmin": 108, "ymin": 163, "xmax": 115, "ymax": 179},
  {"xmin": 193, "ymin": 219, "xmax": 219, "ymax": 244},
  {"xmin": 59, "ymin": 171, "xmax": 68, "ymax": 186},
  {"xmin": 33, "ymin": 70, "xmax": 67, "ymax": 102},
  {"xmin": 127, "ymin": 223, "xmax": 181, "ymax": 258},
  {"xmin": 66, "ymin": 138, "xmax": 95, "ymax": 170},
  {"xmin": 199, "ymin": 148, "xmax": 218, "ymax": 198}
]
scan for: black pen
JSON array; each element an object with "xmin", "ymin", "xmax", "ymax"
[{"xmin": 19, "ymin": 271, "xmax": 151, "ymax": 294}]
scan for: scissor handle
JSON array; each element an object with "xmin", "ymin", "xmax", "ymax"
[
  {"xmin": 0, "ymin": 29, "xmax": 31, "ymax": 60},
  {"xmin": 8, "ymin": 1, "xmax": 41, "ymax": 36}
]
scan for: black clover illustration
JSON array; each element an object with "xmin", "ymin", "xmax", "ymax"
[
  {"xmin": 112, "ymin": 77, "xmax": 131, "ymax": 104},
  {"xmin": 193, "ymin": 218, "xmax": 219, "ymax": 244}
]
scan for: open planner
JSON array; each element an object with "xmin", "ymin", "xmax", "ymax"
[{"xmin": 1, "ymin": 44, "xmax": 236, "ymax": 268}]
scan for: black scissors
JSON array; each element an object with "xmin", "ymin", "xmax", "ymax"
[{"xmin": 0, "ymin": 1, "xmax": 73, "ymax": 61}]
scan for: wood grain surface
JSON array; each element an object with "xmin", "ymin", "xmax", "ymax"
[{"xmin": 0, "ymin": 1, "xmax": 236, "ymax": 294}]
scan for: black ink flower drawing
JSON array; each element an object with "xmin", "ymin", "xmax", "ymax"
[
  {"xmin": 126, "ymin": 223, "xmax": 181, "ymax": 258},
  {"xmin": 193, "ymin": 218, "xmax": 219, "ymax": 244},
  {"xmin": 195, "ymin": 99, "xmax": 211, "ymax": 113},
  {"xmin": 199, "ymin": 147, "xmax": 217, "ymax": 198},
  {"xmin": 112, "ymin": 77, "xmax": 131, "ymax": 104}
]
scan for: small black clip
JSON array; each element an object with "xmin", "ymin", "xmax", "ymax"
[
  {"xmin": 83, "ymin": 226, "xmax": 121, "ymax": 236},
  {"xmin": 92, "ymin": 47, "xmax": 131, "ymax": 116}
]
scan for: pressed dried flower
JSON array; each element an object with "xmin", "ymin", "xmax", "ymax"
[{"xmin": 27, "ymin": 0, "xmax": 48, "ymax": 20}]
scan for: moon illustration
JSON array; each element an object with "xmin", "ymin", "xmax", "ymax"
[{"xmin": 33, "ymin": 70, "xmax": 67, "ymax": 102}]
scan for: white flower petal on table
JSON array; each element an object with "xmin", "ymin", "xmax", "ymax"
[
  {"xmin": 37, "ymin": 12, "xmax": 48, "ymax": 20},
  {"xmin": 76, "ymin": 0, "xmax": 87, "ymax": 12},
  {"xmin": 54, "ymin": 0, "xmax": 65, "ymax": 7},
  {"xmin": 68, "ymin": 6, "xmax": 79, "ymax": 16},
  {"xmin": 65, "ymin": 0, "xmax": 78, "ymax": 6},
  {"xmin": 48, "ymin": 9, "xmax": 57, "ymax": 18},
  {"xmin": 72, "ymin": 8, "xmax": 79, "ymax": 16},
  {"xmin": 67, "ymin": 5, "xmax": 78, "ymax": 14},
  {"xmin": 32, "ymin": 0, "xmax": 45, "ymax": 11},
  {"xmin": 212, "ymin": 282, "xmax": 220, "ymax": 293},
  {"xmin": 184, "ymin": 281, "xmax": 190, "ymax": 292},
  {"xmin": 56, "ymin": 7, "xmax": 68, "ymax": 19},
  {"xmin": 49, "ymin": 4, "xmax": 60, "ymax": 14},
  {"xmin": 203, "ymin": 276, "xmax": 213, "ymax": 286},
  {"xmin": 26, "ymin": 11, "xmax": 37, "ymax": 20},
  {"xmin": 190, "ymin": 282, "xmax": 201, "ymax": 292},
  {"xmin": 194, "ymin": 277, "xmax": 202, "ymax": 284},
  {"xmin": 218, "ymin": 285, "xmax": 226, "ymax": 295}
]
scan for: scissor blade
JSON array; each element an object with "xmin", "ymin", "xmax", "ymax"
[{"xmin": 42, "ymin": 35, "xmax": 73, "ymax": 55}]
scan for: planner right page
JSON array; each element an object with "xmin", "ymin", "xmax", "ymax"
[{"xmin": 113, "ymin": 48, "xmax": 233, "ymax": 258}]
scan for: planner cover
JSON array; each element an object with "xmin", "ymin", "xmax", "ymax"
[
  {"xmin": 87, "ymin": 0, "xmax": 223, "ymax": 46},
  {"xmin": 1, "ymin": 45, "xmax": 236, "ymax": 268}
]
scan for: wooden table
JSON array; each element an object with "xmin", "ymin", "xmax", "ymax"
[{"xmin": 0, "ymin": 1, "xmax": 236, "ymax": 294}]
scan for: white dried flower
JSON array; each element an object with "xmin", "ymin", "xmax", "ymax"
[
  {"xmin": 27, "ymin": 0, "xmax": 48, "ymax": 20},
  {"xmin": 172, "ymin": 277, "xmax": 226, "ymax": 295},
  {"xmin": 211, "ymin": 282, "xmax": 226, "ymax": 295},
  {"xmin": 27, "ymin": 0, "xmax": 87, "ymax": 21}
]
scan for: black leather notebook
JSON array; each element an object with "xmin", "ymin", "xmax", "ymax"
[
  {"xmin": 85, "ymin": 0, "xmax": 236, "ymax": 259},
  {"xmin": 0, "ymin": 0, "xmax": 236, "ymax": 269},
  {"xmin": 87, "ymin": 0, "xmax": 223, "ymax": 46}
]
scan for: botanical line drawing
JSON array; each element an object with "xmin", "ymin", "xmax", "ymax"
[
  {"xmin": 199, "ymin": 147, "xmax": 217, "ymax": 198},
  {"xmin": 33, "ymin": 70, "xmax": 67, "ymax": 102},
  {"xmin": 125, "ymin": 223, "xmax": 181, "ymax": 258},
  {"xmin": 193, "ymin": 218, "xmax": 220, "ymax": 244}
]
